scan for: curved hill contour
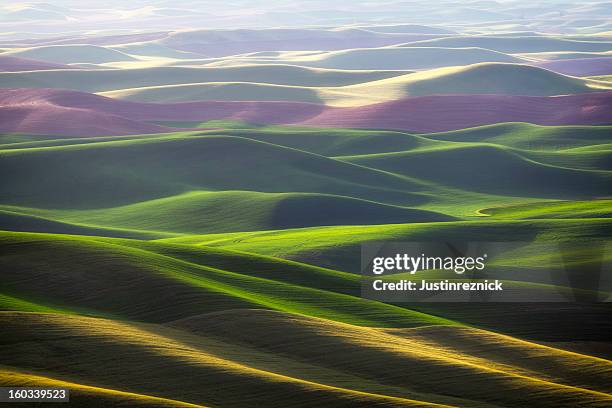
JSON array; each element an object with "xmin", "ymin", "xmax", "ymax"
[
  {"xmin": 208, "ymin": 47, "xmax": 523, "ymax": 71},
  {"xmin": 0, "ymin": 65, "xmax": 409, "ymax": 93},
  {"xmin": 40, "ymin": 191, "xmax": 454, "ymax": 234},
  {"xmin": 3, "ymin": 44, "xmax": 137, "ymax": 64},
  {"xmin": 102, "ymin": 63, "xmax": 611, "ymax": 105},
  {"xmin": 399, "ymin": 36, "xmax": 612, "ymax": 53}
]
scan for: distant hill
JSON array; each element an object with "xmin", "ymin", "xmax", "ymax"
[
  {"xmin": 532, "ymin": 57, "xmax": 612, "ymax": 76},
  {"xmin": 2, "ymin": 88, "xmax": 611, "ymax": 136},
  {"xmin": 399, "ymin": 36, "xmax": 612, "ymax": 53},
  {"xmin": 102, "ymin": 63, "xmax": 611, "ymax": 105},
  {"xmin": 0, "ymin": 65, "xmax": 408, "ymax": 92},
  {"xmin": 208, "ymin": 47, "xmax": 523, "ymax": 70},
  {"xmin": 0, "ymin": 55, "xmax": 77, "ymax": 71},
  {"xmin": 3, "ymin": 44, "xmax": 136, "ymax": 64}
]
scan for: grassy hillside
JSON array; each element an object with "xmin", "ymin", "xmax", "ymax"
[
  {"xmin": 2, "ymin": 311, "xmax": 611, "ymax": 407},
  {"xmin": 3, "ymin": 44, "xmax": 136, "ymax": 64},
  {"xmin": 0, "ymin": 134, "xmax": 429, "ymax": 209},
  {"xmin": 341, "ymin": 144, "xmax": 612, "ymax": 198},
  {"xmin": 339, "ymin": 63, "xmax": 610, "ymax": 103},
  {"xmin": 0, "ymin": 65, "xmax": 408, "ymax": 92},
  {"xmin": 1, "ymin": 124, "xmax": 608, "ymax": 220},
  {"xmin": 0, "ymin": 191, "xmax": 453, "ymax": 235},
  {"xmin": 479, "ymin": 200, "xmax": 612, "ymax": 219},
  {"xmin": 0, "ymin": 312, "xmax": 449, "ymax": 408},
  {"xmin": 102, "ymin": 63, "xmax": 612, "ymax": 105},
  {"xmin": 101, "ymin": 81, "xmax": 327, "ymax": 103},
  {"xmin": 3, "ymin": 229, "xmax": 610, "ymax": 341},
  {"xmin": 0, "ymin": 231, "xmax": 451, "ymax": 327},
  {"xmin": 399, "ymin": 36, "xmax": 612, "ymax": 53},
  {"xmin": 206, "ymin": 47, "xmax": 523, "ymax": 70},
  {"xmin": 204, "ymin": 127, "xmax": 433, "ymax": 156},
  {"xmin": 424, "ymin": 123, "xmax": 612, "ymax": 150},
  {"xmin": 159, "ymin": 219, "xmax": 612, "ymax": 271}
]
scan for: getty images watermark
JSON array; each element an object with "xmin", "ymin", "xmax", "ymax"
[{"xmin": 361, "ymin": 241, "xmax": 611, "ymax": 302}]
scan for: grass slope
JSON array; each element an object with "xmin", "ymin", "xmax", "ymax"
[
  {"xmin": 399, "ymin": 36, "xmax": 612, "ymax": 53},
  {"xmin": 0, "ymin": 231, "xmax": 450, "ymax": 327},
  {"xmin": 0, "ymin": 191, "xmax": 453, "ymax": 235},
  {"xmin": 207, "ymin": 47, "xmax": 523, "ymax": 70},
  {"xmin": 480, "ymin": 200, "xmax": 612, "ymax": 219},
  {"xmin": 424, "ymin": 123, "xmax": 612, "ymax": 150},
  {"xmin": 2, "ymin": 311, "xmax": 611, "ymax": 407},
  {"xmin": 160, "ymin": 220, "xmax": 612, "ymax": 272},
  {"xmin": 0, "ymin": 65, "xmax": 408, "ymax": 93},
  {"xmin": 102, "ymin": 63, "xmax": 611, "ymax": 105},
  {"xmin": 340, "ymin": 144, "xmax": 612, "ymax": 198},
  {"xmin": 1, "ymin": 124, "xmax": 608, "ymax": 222},
  {"xmin": 0, "ymin": 134, "xmax": 428, "ymax": 209},
  {"xmin": 0, "ymin": 312, "xmax": 448, "ymax": 408}
]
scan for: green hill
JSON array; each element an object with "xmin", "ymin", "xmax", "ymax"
[
  {"xmin": 341, "ymin": 144, "xmax": 612, "ymax": 198},
  {"xmin": 0, "ymin": 231, "xmax": 449, "ymax": 327},
  {"xmin": 480, "ymin": 200, "xmax": 612, "ymax": 219},
  {"xmin": 0, "ymin": 134, "xmax": 427, "ymax": 209},
  {"xmin": 423, "ymin": 124, "xmax": 612, "ymax": 151},
  {"xmin": 1, "ymin": 191, "xmax": 452, "ymax": 235},
  {"xmin": 199, "ymin": 127, "xmax": 436, "ymax": 156},
  {"xmin": 160, "ymin": 219, "xmax": 612, "ymax": 272}
]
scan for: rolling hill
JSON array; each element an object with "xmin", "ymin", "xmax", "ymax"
[
  {"xmin": 0, "ymin": 55, "xmax": 77, "ymax": 71},
  {"xmin": 2, "ymin": 44, "xmax": 137, "ymax": 64},
  {"xmin": 0, "ymin": 191, "xmax": 453, "ymax": 235},
  {"xmin": 102, "ymin": 63, "xmax": 612, "ymax": 105},
  {"xmin": 160, "ymin": 219, "xmax": 612, "ymax": 274},
  {"xmin": 0, "ymin": 101, "xmax": 171, "ymax": 136},
  {"xmin": 2, "ymin": 5, "xmax": 612, "ymax": 408},
  {"xmin": 479, "ymin": 200, "xmax": 612, "ymax": 219},
  {"xmin": 0, "ymin": 230, "xmax": 451, "ymax": 327},
  {"xmin": 301, "ymin": 93, "xmax": 612, "ymax": 132},
  {"xmin": 422, "ymin": 123, "xmax": 612, "ymax": 150},
  {"xmin": 399, "ymin": 36, "xmax": 612, "ymax": 53},
  {"xmin": 0, "ymin": 65, "xmax": 409, "ymax": 93},
  {"xmin": 158, "ymin": 27, "xmax": 451, "ymax": 57},
  {"xmin": 532, "ymin": 57, "xmax": 612, "ymax": 77},
  {"xmin": 4, "ymin": 88, "xmax": 612, "ymax": 136},
  {"xmin": 102, "ymin": 81, "xmax": 326, "ymax": 104},
  {"xmin": 0, "ymin": 134, "xmax": 428, "ymax": 208},
  {"xmin": 206, "ymin": 47, "xmax": 524, "ymax": 70},
  {"xmin": 335, "ymin": 63, "xmax": 610, "ymax": 103},
  {"xmin": 0, "ymin": 312, "xmax": 451, "ymax": 408},
  {"xmin": 2, "ymin": 308, "xmax": 611, "ymax": 407},
  {"xmin": 340, "ymin": 144, "xmax": 612, "ymax": 198}
]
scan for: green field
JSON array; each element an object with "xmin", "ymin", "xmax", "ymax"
[{"xmin": 1, "ymin": 122, "xmax": 611, "ymax": 407}]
